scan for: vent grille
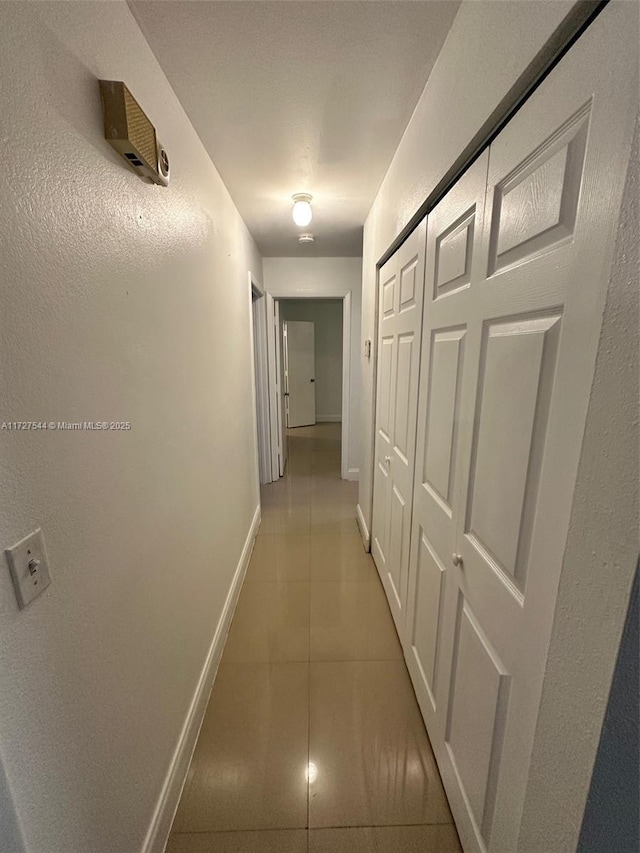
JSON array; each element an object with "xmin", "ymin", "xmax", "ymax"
[{"xmin": 123, "ymin": 87, "xmax": 157, "ymax": 168}]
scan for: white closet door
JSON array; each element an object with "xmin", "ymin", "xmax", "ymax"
[
  {"xmin": 405, "ymin": 151, "xmax": 488, "ymax": 734},
  {"xmin": 371, "ymin": 220, "xmax": 426, "ymax": 632},
  {"xmin": 405, "ymin": 8, "xmax": 638, "ymax": 852}
]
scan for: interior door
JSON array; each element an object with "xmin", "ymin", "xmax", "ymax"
[
  {"xmin": 371, "ymin": 220, "xmax": 426, "ymax": 632},
  {"xmin": 404, "ymin": 9, "xmax": 638, "ymax": 852},
  {"xmin": 404, "ymin": 151, "xmax": 488, "ymax": 736},
  {"xmin": 285, "ymin": 321, "xmax": 316, "ymax": 428}
]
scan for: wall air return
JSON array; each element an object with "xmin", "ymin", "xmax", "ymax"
[{"xmin": 99, "ymin": 80, "xmax": 169, "ymax": 186}]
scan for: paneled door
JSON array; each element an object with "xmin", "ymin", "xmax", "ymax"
[
  {"xmin": 404, "ymin": 8, "xmax": 638, "ymax": 852},
  {"xmin": 404, "ymin": 151, "xmax": 488, "ymax": 735},
  {"xmin": 371, "ymin": 220, "xmax": 426, "ymax": 632}
]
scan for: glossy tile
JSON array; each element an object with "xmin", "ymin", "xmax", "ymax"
[
  {"xmin": 222, "ymin": 583, "xmax": 309, "ymax": 663},
  {"xmin": 167, "ymin": 829, "xmax": 308, "ymax": 853},
  {"xmin": 311, "ymin": 450, "xmax": 342, "ymax": 476},
  {"xmin": 309, "ymin": 825, "xmax": 462, "ymax": 852},
  {"xmin": 309, "ymin": 661, "xmax": 452, "ymax": 828},
  {"xmin": 173, "ymin": 663, "xmax": 309, "ymax": 832},
  {"xmin": 261, "ymin": 483, "xmax": 311, "ymax": 508},
  {"xmin": 310, "ymin": 534, "xmax": 378, "ymax": 582},
  {"xmin": 170, "ymin": 423, "xmax": 457, "ymax": 851},
  {"xmin": 259, "ymin": 503, "xmax": 310, "ymax": 535},
  {"xmin": 245, "ymin": 535, "xmax": 310, "ymax": 583},
  {"xmin": 310, "ymin": 581, "xmax": 403, "ymax": 661},
  {"xmin": 310, "ymin": 503, "xmax": 359, "ymax": 535},
  {"xmin": 311, "ymin": 482, "xmax": 358, "ymax": 506}
]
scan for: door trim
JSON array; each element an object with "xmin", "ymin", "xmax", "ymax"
[
  {"xmin": 265, "ymin": 291, "xmax": 355, "ymax": 481},
  {"xmin": 248, "ymin": 272, "xmax": 275, "ymax": 486},
  {"xmin": 265, "ymin": 292, "xmax": 280, "ymax": 481}
]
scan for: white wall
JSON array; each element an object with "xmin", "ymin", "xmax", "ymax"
[
  {"xmin": 0, "ymin": 3, "xmax": 262, "ymax": 852},
  {"xmin": 263, "ymin": 257, "xmax": 362, "ymax": 477},
  {"xmin": 281, "ymin": 300, "xmax": 343, "ymax": 421},
  {"xmin": 357, "ymin": 0, "xmax": 576, "ymax": 540}
]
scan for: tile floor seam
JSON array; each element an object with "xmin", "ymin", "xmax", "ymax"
[{"xmin": 171, "ymin": 821, "xmax": 455, "ymax": 835}]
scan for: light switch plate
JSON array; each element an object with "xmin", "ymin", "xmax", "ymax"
[{"xmin": 5, "ymin": 528, "xmax": 52, "ymax": 609}]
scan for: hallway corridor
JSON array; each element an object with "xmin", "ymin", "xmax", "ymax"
[{"xmin": 167, "ymin": 424, "xmax": 460, "ymax": 852}]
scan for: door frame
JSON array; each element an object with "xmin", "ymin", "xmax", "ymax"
[
  {"xmin": 248, "ymin": 272, "xmax": 276, "ymax": 485},
  {"xmin": 265, "ymin": 290, "xmax": 353, "ymax": 481},
  {"xmin": 264, "ymin": 292, "xmax": 281, "ymax": 481}
]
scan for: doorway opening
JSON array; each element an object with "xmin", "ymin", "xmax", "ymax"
[
  {"xmin": 275, "ymin": 298, "xmax": 348, "ymax": 478},
  {"xmin": 249, "ymin": 275, "xmax": 272, "ymax": 485}
]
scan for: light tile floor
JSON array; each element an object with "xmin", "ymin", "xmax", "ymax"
[{"xmin": 168, "ymin": 423, "xmax": 461, "ymax": 853}]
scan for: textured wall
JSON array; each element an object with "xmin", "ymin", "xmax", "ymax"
[
  {"xmin": 578, "ymin": 564, "xmax": 639, "ymax": 853},
  {"xmin": 281, "ymin": 300, "xmax": 343, "ymax": 421},
  {"xmin": 263, "ymin": 257, "xmax": 362, "ymax": 476},
  {"xmin": 0, "ymin": 3, "xmax": 262, "ymax": 852}
]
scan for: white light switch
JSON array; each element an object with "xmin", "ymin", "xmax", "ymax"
[{"xmin": 5, "ymin": 528, "xmax": 52, "ymax": 609}]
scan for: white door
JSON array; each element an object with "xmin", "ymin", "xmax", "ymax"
[
  {"xmin": 285, "ymin": 321, "xmax": 316, "ymax": 428},
  {"xmin": 404, "ymin": 9, "xmax": 638, "ymax": 852},
  {"xmin": 371, "ymin": 220, "xmax": 426, "ymax": 632}
]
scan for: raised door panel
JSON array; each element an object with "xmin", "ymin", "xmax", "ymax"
[
  {"xmin": 489, "ymin": 108, "xmax": 588, "ymax": 275},
  {"xmin": 445, "ymin": 600, "xmax": 509, "ymax": 843},
  {"xmin": 435, "ymin": 208, "xmax": 476, "ymax": 298},
  {"xmin": 377, "ymin": 336, "xmax": 394, "ymax": 441},
  {"xmin": 400, "ymin": 258, "xmax": 418, "ymax": 311},
  {"xmin": 382, "ymin": 274, "xmax": 396, "ymax": 317},
  {"xmin": 410, "ymin": 532, "xmax": 447, "ymax": 711},
  {"xmin": 393, "ymin": 333, "xmax": 415, "ymax": 464},
  {"xmin": 423, "ymin": 328, "xmax": 466, "ymax": 511},
  {"xmin": 388, "ymin": 485, "xmax": 407, "ymax": 608},
  {"xmin": 372, "ymin": 459, "xmax": 391, "ymax": 568},
  {"xmin": 465, "ymin": 313, "xmax": 562, "ymax": 595}
]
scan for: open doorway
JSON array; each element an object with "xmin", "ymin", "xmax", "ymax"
[
  {"xmin": 278, "ymin": 298, "xmax": 344, "ymax": 472},
  {"xmin": 249, "ymin": 275, "xmax": 273, "ymax": 485}
]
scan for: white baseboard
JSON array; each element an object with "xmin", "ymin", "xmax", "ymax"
[
  {"xmin": 356, "ymin": 503, "xmax": 370, "ymax": 552},
  {"xmin": 142, "ymin": 504, "xmax": 261, "ymax": 853},
  {"xmin": 346, "ymin": 467, "xmax": 360, "ymax": 482},
  {"xmin": 316, "ymin": 415, "xmax": 342, "ymax": 423}
]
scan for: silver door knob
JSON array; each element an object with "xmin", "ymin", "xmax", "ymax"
[
  {"xmin": 385, "ymin": 456, "xmax": 392, "ymax": 465},
  {"xmin": 452, "ymin": 553, "xmax": 463, "ymax": 567}
]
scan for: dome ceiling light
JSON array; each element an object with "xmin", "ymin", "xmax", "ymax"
[
  {"xmin": 298, "ymin": 233, "xmax": 315, "ymax": 244},
  {"xmin": 292, "ymin": 193, "xmax": 313, "ymax": 227}
]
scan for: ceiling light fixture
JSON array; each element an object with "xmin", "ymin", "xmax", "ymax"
[
  {"xmin": 292, "ymin": 193, "xmax": 312, "ymax": 227},
  {"xmin": 298, "ymin": 233, "xmax": 315, "ymax": 244}
]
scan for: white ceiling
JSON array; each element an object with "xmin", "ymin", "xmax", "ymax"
[{"xmin": 130, "ymin": 1, "xmax": 460, "ymax": 257}]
